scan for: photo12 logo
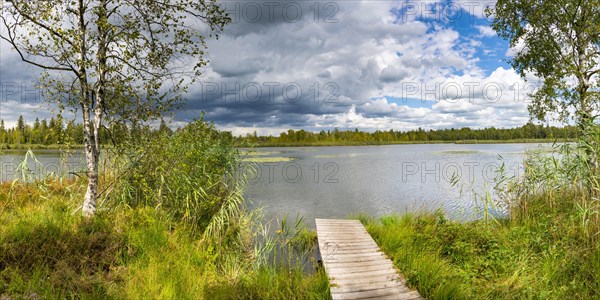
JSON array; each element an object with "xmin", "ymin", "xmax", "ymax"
[
  {"xmin": 399, "ymin": 81, "xmax": 540, "ymax": 104},
  {"xmin": 401, "ymin": 161, "xmax": 523, "ymax": 184},
  {"xmin": 200, "ymin": 81, "xmax": 340, "ymax": 103},
  {"xmin": 398, "ymin": 1, "xmax": 495, "ymax": 23},
  {"xmin": 239, "ymin": 161, "xmax": 340, "ymax": 184},
  {"xmin": 1, "ymin": 82, "xmax": 43, "ymax": 104},
  {"xmin": 0, "ymin": 161, "xmax": 84, "ymax": 181},
  {"xmin": 219, "ymin": 1, "xmax": 339, "ymax": 24}
]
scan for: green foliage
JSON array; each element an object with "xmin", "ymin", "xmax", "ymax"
[
  {"xmin": 0, "ymin": 117, "xmax": 580, "ymax": 148},
  {"xmin": 0, "ymin": 116, "xmax": 76, "ymax": 146},
  {"xmin": 1, "ymin": 0, "xmax": 232, "ymax": 216},
  {"xmin": 238, "ymin": 122, "xmax": 578, "ymax": 146},
  {"xmin": 362, "ymin": 206, "xmax": 599, "ymax": 299},
  {"xmin": 359, "ymin": 125, "xmax": 600, "ymax": 299},
  {"xmin": 0, "ymin": 180, "xmax": 329, "ymax": 299},
  {"xmin": 489, "ymin": 0, "xmax": 600, "ymax": 126},
  {"xmin": 110, "ymin": 118, "xmax": 242, "ymax": 234},
  {"xmin": 0, "ymin": 0, "xmax": 231, "ymax": 129}
]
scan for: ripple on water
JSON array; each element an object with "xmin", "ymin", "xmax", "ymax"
[{"xmin": 435, "ymin": 150, "xmax": 480, "ymax": 155}]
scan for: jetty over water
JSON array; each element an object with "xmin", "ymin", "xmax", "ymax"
[{"xmin": 316, "ymin": 219, "xmax": 423, "ymax": 300}]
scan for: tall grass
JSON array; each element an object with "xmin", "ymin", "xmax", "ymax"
[
  {"xmin": 0, "ymin": 183, "xmax": 329, "ymax": 298},
  {"xmin": 0, "ymin": 118, "xmax": 329, "ymax": 299},
  {"xmin": 360, "ymin": 125, "xmax": 600, "ymax": 299}
]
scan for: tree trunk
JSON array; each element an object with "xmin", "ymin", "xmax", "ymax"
[
  {"xmin": 82, "ymin": 120, "xmax": 99, "ymax": 217},
  {"xmin": 78, "ymin": 0, "xmax": 99, "ymax": 217},
  {"xmin": 81, "ymin": 0, "xmax": 107, "ymax": 217}
]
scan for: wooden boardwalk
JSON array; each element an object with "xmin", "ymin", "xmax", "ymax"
[{"xmin": 316, "ymin": 219, "xmax": 423, "ymax": 300}]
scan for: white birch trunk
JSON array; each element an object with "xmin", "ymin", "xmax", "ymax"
[{"xmin": 82, "ymin": 113, "xmax": 99, "ymax": 217}]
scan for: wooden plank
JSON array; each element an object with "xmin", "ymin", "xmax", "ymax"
[
  {"xmin": 326, "ymin": 248, "xmax": 383, "ymax": 255},
  {"xmin": 316, "ymin": 218, "xmax": 422, "ymax": 300},
  {"xmin": 319, "ymin": 241, "xmax": 379, "ymax": 246},
  {"xmin": 329, "ymin": 269, "xmax": 400, "ymax": 280},
  {"xmin": 325, "ymin": 264, "xmax": 396, "ymax": 275},
  {"xmin": 317, "ymin": 220, "xmax": 362, "ymax": 223},
  {"xmin": 331, "ymin": 274, "xmax": 402, "ymax": 286},
  {"xmin": 331, "ymin": 281, "xmax": 409, "ymax": 294},
  {"xmin": 317, "ymin": 230, "xmax": 369, "ymax": 234},
  {"xmin": 324, "ymin": 259, "xmax": 394, "ymax": 269},
  {"xmin": 328, "ymin": 253, "xmax": 386, "ymax": 264},
  {"xmin": 316, "ymin": 223, "xmax": 365, "ymax": 226},
  {"xmin": 316, "ymin": 224, "xmax": 366, "ymax": 228},
  {"xmin": 331, "ymin": 286, "xmax": 413, "ymax": 300}
]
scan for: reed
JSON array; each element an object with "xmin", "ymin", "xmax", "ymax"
[
  {"xmin": 0, "ymin": 119, "xmax": 329, "ymax": 299},
  {"xmin": 360, "ymin": 126, "xmax": 600, "ymax": 299}
]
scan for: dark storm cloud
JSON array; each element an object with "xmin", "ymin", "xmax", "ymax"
[
  {"xmin": 217, "ymin": 0, "xmax": 340, "ymax": 37},
  {"xmin": 181, "ymin": 75, "xmax": 355, "ymax": 127},
  {"xmin": 1, "ymin": 0, "xmax": 538, "ymax": 135}
]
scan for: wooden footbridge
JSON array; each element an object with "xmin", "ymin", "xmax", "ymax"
[{"xmin": 316, "ymin": 219, "xmax": 423, "ymax": 300}]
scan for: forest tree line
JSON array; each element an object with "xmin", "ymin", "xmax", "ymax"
[
  {"xmin": 0, "ymin": 115, "xmax": 173, "ymax": 146},
  {"xmin": 1, "ymin": 115, "xmax": 579, "ymax": 147},
  {"xmin": 239, "ymin": 122, "xmax": 579, "ymax": 146}
]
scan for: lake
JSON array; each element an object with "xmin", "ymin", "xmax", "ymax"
[
  {"xmin": 1, "ymin": 144, "xmax": 551, "ymax": 225},
  {"xmin": 242, "ymin": 143, "xmax": 552, "ymax": 225},
  {"xmin": 0, "ymin": 149, "xmax": 86, "ymax": 181}
]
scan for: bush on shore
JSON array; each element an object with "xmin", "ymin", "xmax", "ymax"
[{"xmin": 0, "ymin": 118, "xmax": 329, "ymax": 299}]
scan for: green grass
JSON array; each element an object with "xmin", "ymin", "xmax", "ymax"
[
  {"xmin": 0, "ymin": 179, "xmax": 330, "ymax": 299},
  {"xmin": 357, "ymin": 192, "xmax": 600, "ymax": 299},
  {"xmin": 1, "ymin": 122, "xmax": 596, "ymax": 299}
]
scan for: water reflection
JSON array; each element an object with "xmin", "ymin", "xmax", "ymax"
[
  {"xmin": 1, "ymin": 144, "xmax": 552, "ymax": 226},
  {"xmin": 242, "ymin": 144, "xmax": 552, "ymax": 226}
]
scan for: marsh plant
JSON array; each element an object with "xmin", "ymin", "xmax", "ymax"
[
  {"xmin": 0, "ymin": 118, "xmax": 328, "ymax": 298},
  {"xmin": 359, "ymin": 126, "xmax": 600, "ymax": 299},
  {"xmin": 500, "ymin": 127, "xmax": 600, "ymax": 242}
]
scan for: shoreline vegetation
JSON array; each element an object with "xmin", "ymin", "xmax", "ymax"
[
  {"xmin": 1, "ymin": 119, "xmax": 598, "ymax": 299},
  {"xmin": 0, "ymin": 117, "xmax": 578, "ymax": 150},
  {"xmin": 0, "ymin": 138, "xmax": 573, "ymax": 151},
  {"xmin": 244, "ymin": 138, "xmax": 572, "ymax": 147},
  {"xmin": 0, "ymin": 119, "xmax": 331, "ymax": 299},
  {"xmin": 235, "ymin": 123, "xmax": 579, "ymax": 147}
]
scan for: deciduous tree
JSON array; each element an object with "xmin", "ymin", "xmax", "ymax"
[
  {"xmin": 0, "ymin": 0, "xmax": 230, "ymax": 216},
  {"xmin": 489, "ymin": 0, "xmax": 599, "ymax": 129}
]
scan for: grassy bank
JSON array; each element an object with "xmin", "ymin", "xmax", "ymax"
[
  {"xmin": 1, "ymin": 120, "xmax": 597, "ymax": 299},
  {"xmin": 0, "ymin": 119, "xmax": 331, "ymax": 299},
  {"xmin": 0, "ymin": 179, "xmax": 329, "ymax": 299},
  {"xmin": 356, "ymin": 139, "xmax": 600, "ymax": 299},
  {"xmin": 359, "ymin": 192, "xmax": 599, "ymax": 299}
]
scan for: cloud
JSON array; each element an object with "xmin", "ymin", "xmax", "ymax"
[
  {"xmin": 475, "ymin": 25, "xmax": 496, "ymax": 37},
  {"xmin": 0, "ymin": 0, "xmax": 538, "ymax": 135}
]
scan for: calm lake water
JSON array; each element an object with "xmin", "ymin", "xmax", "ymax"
[
  {"xmin": 242, "ymin": 143, "xmax": 552, "ymax": 226},
  {"xmin": 2, "ymin": 144, "xmax": 552, "ymax": 226},
  {"xmin": 0, "ymin": 149, "xmax": 86, "ymax": 181}
]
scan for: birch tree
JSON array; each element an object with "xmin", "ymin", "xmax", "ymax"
[
  {"xmin": 489, "ymin": 0, "xmax": 599, "ymax": 130},
  {"xmin": 0, "ymin": 0, "xmax": 229, "ymax": 216}
]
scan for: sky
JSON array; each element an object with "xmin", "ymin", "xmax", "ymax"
[{"xmin": 0, "ymin": 0, "xmax": 544, "ymax": 135}]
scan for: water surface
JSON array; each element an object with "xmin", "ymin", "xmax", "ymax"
[
  {"xmin": 242, "ymin": 143, "xmax": 551, "ymax": 225},
  {"xmin": 2, "ymin": 144, "xmax": 552, "ymax": 226}
]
